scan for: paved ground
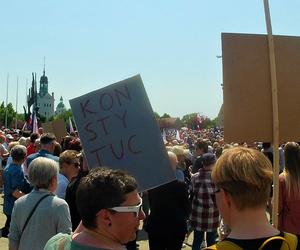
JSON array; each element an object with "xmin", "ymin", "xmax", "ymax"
[{"xmin": 0, "ymin": 193, "xmax": 193, "ymax": 250}]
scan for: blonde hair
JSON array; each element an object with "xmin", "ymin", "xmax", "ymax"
[
  {"xmin": 283, "ymin": 142, "xmax": 300, "ymax": 198},
  {"xmin": 212, "ymin": 147, "xmax": 273, "ymax": 210}
]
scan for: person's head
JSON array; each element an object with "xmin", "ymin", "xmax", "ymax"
[
  {"xmin": 11, "ymin": 145, "xmax": 27, "ymax": 164},
  {"xmin": 30, "ymin": 132, "xmax": 40, "ymax": 143},
  {"xmin": 38, "ymin": 127, "xmax": 44, "ymax": 135},
  {"xmin": 59, "ymin": 150, "xmax": 80, "ymax": 180},
  {"xmin": 283, "ymin": 142, "xmax": 300, "ymax": 196},
  {"xmin": 76, "ymin": 168, "xmax": 145, "ymax": 244},
  {"xmin": 171, "ymin": 146, "xmax": 185, "ymax": 163},
  {"xmin": 34, "ymin": 138, "xmax": 41, "ymax": 151},
  {"xmin": 168, "ymin": 151, "xmax": 178, "ymax": 171},
  {"xmin": 40, "ymin": 133, "xmax": 56, "ymax": 153},
  {"xmin": 53, "ymin": 141, "xmax": 62, "ymax": 157},
  {"xmin": 195, "ymin": 140, "xmax": 208, "ymax": 156},
  {"xmin": 202, "ymin": 153, "xmax": 216, "ymax": 167},
  {"xmin": 18, "ymin": 137, "xmax": 28, "ymax": 147},
  {"xmin": 212, "ymin": 147, "xmax": 273, "ymax": 226},
  {"xmin": 28, "ymin": 157, "xmax": 59, "ymax": 192},
  {"xmin": 61, "ymin": 136, "xmax": 74, "ymax": 151},
  {"xmin": 8, "ymin": 141, "xmax": 19, "ymax": 152},
  {"xmin": 6, "ymin": 134, "xmax": 14, "ymax": 142}
]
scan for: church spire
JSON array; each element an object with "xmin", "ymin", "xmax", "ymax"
[
  {"xmin": 43, "ymin": 56, "xmax": 46, "ymax": 76},
  {"xmin": 39, "ymin": 57, "xmax": 48, "ymax": 97}
]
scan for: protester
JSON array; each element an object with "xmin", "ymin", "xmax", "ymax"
[
  {"xmin": 146, "ymin": 152, "xmax": 190, "ymax": 250},
  {"xmin": 190, "ymin": 153, "xmax": 219, "ymax": 249},
  {"xmin": 278, "ymin": 142, "xmax": 300, "ymax": 235},
  {"xmin": 44, "ymin": 167, "xmax": 145, "ymax": 250},
  {"xmin": 56, "ymin": 150, "xmax": 80, "ymax": 200},
  {"xmin": 26, "ymin": 133, "xmax": 59, "ymax": 167},
  {"xmin": 2, "ymin": 145, "xmax": 32, "ymax": 238},
  {"xmin": 26, "ymin": 132, "xmax": 40, "ymax": 156},
  {"xmin": 0, "ymin": 134, "xmax": 9, "ymax": 168},
  {"xmin": 192, "ymin": 140, "xmax": 208, "ymax": 174},
  {"xmin": 206, "ymin": 147, "xmax": 298, "ymax": 249},
  {"xmin": 65, "ymin": 152, "xmax": 89, "ymax": 231},
  {"xmin": 168, "ymin": 151, "xmax": 185, "ymax": 182},
  {"xmin": 9, "ymin": 157, "xmax": 72, "ymax": 250}
]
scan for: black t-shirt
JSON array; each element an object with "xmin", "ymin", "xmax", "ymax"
[{"xmin": 226, "ymin": 232, "xmax": 300, "ymax": 250}]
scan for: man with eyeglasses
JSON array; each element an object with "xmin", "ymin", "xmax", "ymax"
[{"xmin": 56, "ymin": 150, "xmax": 80, "ymax": 199}]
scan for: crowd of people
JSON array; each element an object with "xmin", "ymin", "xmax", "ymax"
[{"xmin": 0, "ymin": 125, "xmax": 299, "ymax": 249}]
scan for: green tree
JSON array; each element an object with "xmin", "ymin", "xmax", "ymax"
[
  {"xmin": 0, "ymin": 102, "xmax": 16, "ymax": 128},
  {"xmin": 153, "ymin": 111, "xmax": 160, "ymax": 119},
  {"xmin": 181, "ymin": 113, "xmax": 197, "ymax": 128},
  {"xmin": 161, "ymin": 113, "xmax": 171, "ymax": 118},
  {"xmin": 53, "ymin": 109, "xmax": 73, "ymax": 122}
]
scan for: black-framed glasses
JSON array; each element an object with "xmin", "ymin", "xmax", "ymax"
[{"xmin": 215, "ymin": 188, "xmax": 221, "ymax": 193}]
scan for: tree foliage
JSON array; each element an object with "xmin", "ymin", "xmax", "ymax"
[
  {"xmin": 153, "ymin": 111, "xmax": 160, "ymax": 119},
  {"xmin": 0, "ymin": 102, "xmax": 16, "ymax": 128},
  {"xmin": 181, "ymin": 113, "xmax": 198, "ymax": 128},
  {"xmin": 161, "ymin": 113, "xmax": 171, "ymax": 118},
  {"xmin": 53, "ymin": 109, "xmax": 73, "ymax": 122}
]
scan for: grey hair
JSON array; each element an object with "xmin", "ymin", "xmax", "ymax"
[
  {"xmin": 11, "ymin": 145, "xmax": 27, "ymax": 162},
  {"xmin": 28, "ymin": 157, "xmax": 59, "ymax": 189}
]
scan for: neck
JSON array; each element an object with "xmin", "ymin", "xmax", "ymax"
[
  {"xmin": 228, "ymin": 207, "xmax": 279, "ymax": 239},
  {"xmin": 76, "ymin": 228, "xmax": 124, "ymax": 250}
]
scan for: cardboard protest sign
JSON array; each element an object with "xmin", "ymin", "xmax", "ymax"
[
  {"xmin": 69, "ymin": 75, "xmax": 175, "ymax": 191},
  {"xmin": 222, "ymin": 33, "xmax": 300, "ymax": 143},
  {"xmin": 42, "ymin": 119, "xmax": 67, "ymax": 143}
]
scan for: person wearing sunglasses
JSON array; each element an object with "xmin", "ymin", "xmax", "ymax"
[
  {"xmin": 206, "ymin": 147, "xmax": 299, "ymax": 249},
  {"xmin": 55, "ymin": 150, "xmax": 81, "ymax": 199},
  {"xmin": 44, "ymin": 167, "xmax": 145, "ymax": 250}
]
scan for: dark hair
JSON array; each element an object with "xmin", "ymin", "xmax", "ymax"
[
  {"xmin": 195, "ymin": 140, "xmax": 208, "ymax": 153},
  {"xmin": 53, "ymin": 141, "xmax": 62, "ymax": 157},
  {"xmin": 30, "ymin": 133, "xmax": 40, "ymax": 143},
  {"xmin": 76, "ymin": 167, "xmax": 138, "ymax": 229},
  {"xmin": 40, "ymin": 133, "xmax": 56, "ymax": 145}
]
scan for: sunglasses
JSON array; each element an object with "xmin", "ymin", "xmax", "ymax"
[
  {"xmin": 73, "ymin": 162, "xmax": 80, "ymax": 168},
  {"xmin": 109, "ymin": 199, "xmax": 143, "ymax": 218}
]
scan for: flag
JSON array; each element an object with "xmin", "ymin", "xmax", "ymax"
[
  {"xmin": 32, "ymin": 111, "xmax": 38, "ymax": 134},
  {"xmin": 162, "ymin": 129, "xmax": 167, "ymax": 141},
  {"xmin": 69, "ymin": 117, "xmax": 74, "ymax": 133},
  {"xmin": 176, "ymin": 130, "xmax": 180, "ymax": 141}
]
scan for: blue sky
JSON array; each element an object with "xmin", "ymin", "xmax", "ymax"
[{"xmin": 1, "ymin": 1, "xmax": 299, "ymax": 119}]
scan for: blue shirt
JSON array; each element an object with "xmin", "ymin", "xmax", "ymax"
[
  {"xmin": 3, "ymin": 163, "xmax": 32, "ymax": 215},
  {"xmin": 26, "ymin": 149, "xmax": 59, "ymax": 168}
]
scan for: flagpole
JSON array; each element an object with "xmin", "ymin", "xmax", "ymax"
[
  {"xmin": 15, "ymin": 76, "xmax": 19, "ymax": 129},
  {"xmin": 5, "ymin": 73, "xmax": 9, "ymax": 129},
  {"xmin": 263, "ymin": 0, "xmax": 280, "ymax": 228}
]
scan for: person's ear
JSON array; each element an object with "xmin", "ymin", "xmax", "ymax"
[
  {"xmin": 96, "ymin": 209, "xmax": 113, "ymax": 228},
  {"xmin": 223, "ymin": 189, "xmax": 232, "ymax": 208}
]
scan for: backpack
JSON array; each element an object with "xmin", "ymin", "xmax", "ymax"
[{"xmin": 205, "ymin": 232, "xmax": 297, "ymax": 250}]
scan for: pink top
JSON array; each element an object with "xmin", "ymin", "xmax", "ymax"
[{"xmin": 278, "ymin": 174, "xmax": 300, "ymax": 235}]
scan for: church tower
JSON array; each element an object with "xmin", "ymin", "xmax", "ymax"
[
  {"xmin": 36, "ymin": 57, "xmax": 55, "ymax": 119},
  {"xmin": 39, "ymin": 58, "xmax": 48, "ymax": 97}
]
